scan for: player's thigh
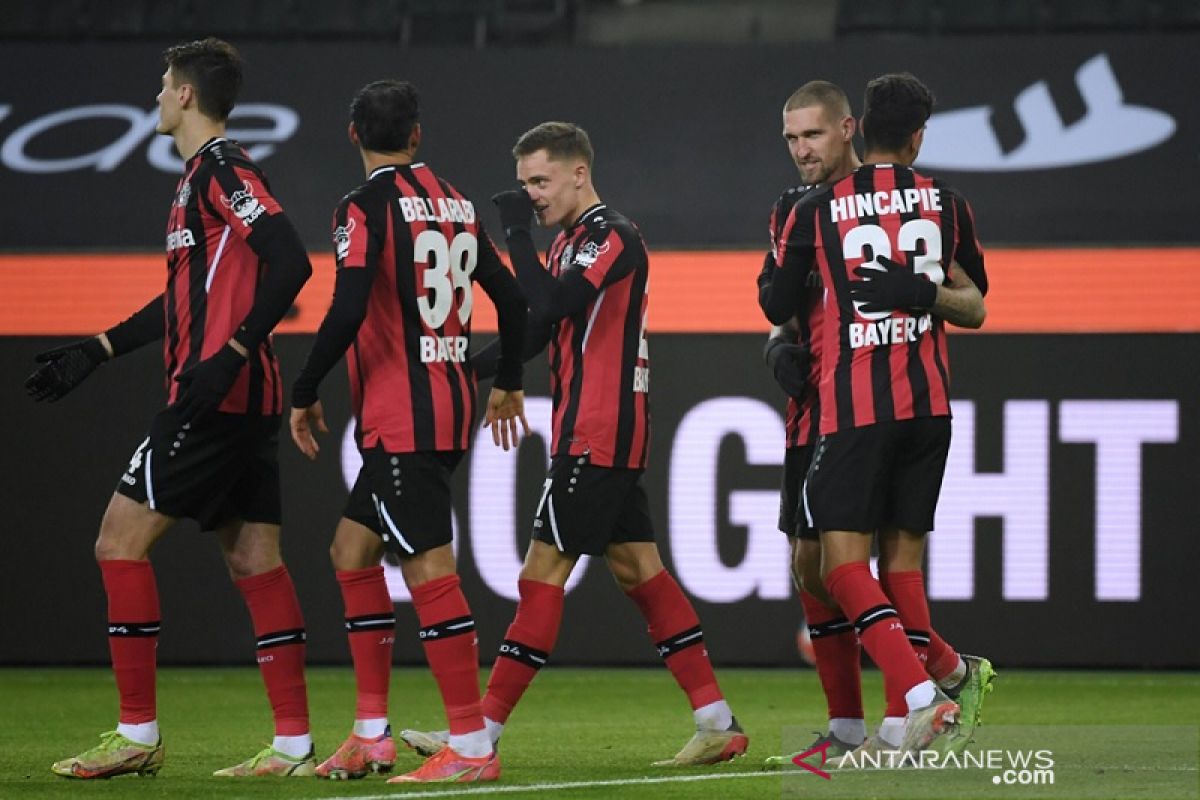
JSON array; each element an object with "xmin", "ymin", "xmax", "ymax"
[
  {"xmin": 329, "ymin": 516, "xmax": 387, "ymax": 571},
  {"xmin": 346, "ymin": 448, "xmax": 463, "ymax": 559},
  {"xmin": 95, "ymin": 491, "xmax": 176, "ymax": 561},
  {"xmin": 520, "ymin": 539, "xmax": 579, "ymax": 586},
  {"xmin": 885, "ymin": 416, "xmax": 951, "ymax": 533},
  {"xmin": 804, "ymin": 427, "xmax": 889, "ymax": 534},
  {"xmin": 114, "ymin": 408, "xmax": 256, "ymax": 530}
]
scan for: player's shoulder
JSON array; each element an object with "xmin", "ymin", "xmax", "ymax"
[
  {"xmin": 773, "ymin": 184, "xmax": 817, "ymax": 215},
  {"xmin": 910, "ymin": 167, "xmax": 969, "ymax": 204},
  {"xmin": 581, "ymin": 203, "xmax": 639, "ymax": 241},
  {"xmin": 197, "ymin": 138, "xmax": 260, "ymax": 176}
]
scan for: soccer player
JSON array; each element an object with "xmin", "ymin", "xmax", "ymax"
[
  {"xmin": 760, "ymin": 73, "xmax": 992, "ymax": 757},
  {"xmin": 27, "ymin": 38, "xmax": 316, "ymax": 778},
  {"xmin": 288, "ymin": 80, "xmax": 529, "ymax": 784},
  {"xmin": 401, "ymin": 122, "xmax": 749, "ymax": 767},
  {"xmin": 757, "ymin": 81, "xmax": 869, "ymax": 767}
]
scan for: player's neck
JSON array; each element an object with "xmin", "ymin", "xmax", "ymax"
[
  {"xmin": 828, "ymin": 155, "xmax": 864, "ymax": 184},
  {"xmin": 562, "ymin": 189, "xmax": 602, "ymax": 230},
  {"xmin": 361, "ymin": 149, "xmax": 416, "ymax": 176},
  {"xmin": 864, "ymin": 150, "xmax": 914, "ymax": 167},
  {"xmin": 173, "ymin": 117, "xmax": 225, "ymax": 162}
]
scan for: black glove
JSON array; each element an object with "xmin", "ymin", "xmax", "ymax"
[
  {"xmin": 849, "ymin": 255, "xmax": 937, "ymax": 313},
  {"xmin": 764, "ymin": 335, "xmax": 810, "ymax": 399},
  {"xmin": 491, "ymin": 188, "xmax": 534, "ymax": 237},
  {"xmin": 173, "ymin": 344, "xmax": 246, "ymax": 424},
  {"xmin": 25, "ymin": 337, "xmax": 109, "ymax": 402},
  {"xmin": 756, "ymin": 250, "xmax": 775, "ymax": 293}
]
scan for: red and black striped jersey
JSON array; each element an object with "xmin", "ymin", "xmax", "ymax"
[
  {"xmin": 163, "ymin": 137, "xmax": 286, "ymax": 415},
  {"xmin": 778, "ymin": 163, "xmax": 986, "ymax": 434},
  {"xmin": 333, "ymin": 162, "xmax": 504, "ymax": 452},
  {"xmin": 545, "ymin": 204, "xmax": 650, "ymax": 469},
  {"xmin": 768, "ymin": 185, "xmax": 822, "ymax": 448}
]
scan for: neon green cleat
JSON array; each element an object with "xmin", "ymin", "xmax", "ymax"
[
  {"xmin": 939, "ymin": 655, "xmax": 996, "ymax": 754},
  {"xmin": 51, "ymin": 730, "xmax": 164, "ymax": 779},
  {"xmin": 212, "ymin": 746, "xmax": 316, "ymax": 777},
  {"xmin": 762, "ymin": 731, "xmax": 859, "ymax": 770}
]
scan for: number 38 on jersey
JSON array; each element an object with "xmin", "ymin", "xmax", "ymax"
[{"xmin": 414, "ymin": 228, "xmax": 475, "ymax": 364}]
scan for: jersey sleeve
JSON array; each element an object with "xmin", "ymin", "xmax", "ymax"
[
  {"xmin": 204, "ymin": 161, "xmax": 284, "ymax": 241},
  {"xmin": 950, "ymin": 190, "xmax": 988, "ymax": 296},
  {"xmin": 760, "ymin": 198, "xmax": 817, "ymax": 324},
  {"xmin": 332, "ymin": 196, "xmax": 379, "ymax": 271},
  {"xmin": 565, "ymin": 225, "xmax": 642, "ymax": 290}
]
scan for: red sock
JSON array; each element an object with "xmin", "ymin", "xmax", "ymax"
[
  {"xmin": 824, "ymin": 563, "xmax": 927, "ymax": 700},
  {"xmin": 798, "ymin": 591, "xmax": 863, "ymax": 720},
  {"xmin": 879, "ymin": 570, "xmax": 937, "ymax": 715},
  {"xmin": 100, "ymin": 560, "xmax": 159, "ymax": 725},
  {"xmin": 410, "ymin": 574, "xmax": 483, "ymax": 735},
  {"xmin": 236, "ymin": 565, "xmax": 310, "ymax": 736},
  {"xmin": 627, "ymin": 570, "xmax": 723, "ymax": 710},
  {"xmin": 926, "ymin": 633, "xmax": 959, "ymax": 682},
  {"xmin": 482, "ymin": 579, "xmax": 564, "ymax": 725},
  {"xmin": 337, "ymin": 566, "xmax": 394, "ymax": 720}
]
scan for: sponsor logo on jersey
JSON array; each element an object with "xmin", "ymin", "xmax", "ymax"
[
  {"xmin": 573, "ymin": 240, "xmax": 610, "ymax": 268},
  {"xmin": 220, "ymin": 180, "xmax": 266, "ymax": 226},
  {"xmin": 420, "ymin": 335, "xmax": 468, "ymax": 364},
  {"xmin": 333, "ymin": 217, "xmax": 356, "ymax": 261},
  {"xmin": 918, "ymin": 53, "xmax": 1175, "ymax": 172},
  {"xmin": 166, "ymin": 227, "xmax": 195, "ymax": 251}
]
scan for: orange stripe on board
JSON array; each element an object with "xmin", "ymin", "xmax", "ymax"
[{"xmin": 1, "ymin": 249, "xmax": 1197, "ymax": 335}]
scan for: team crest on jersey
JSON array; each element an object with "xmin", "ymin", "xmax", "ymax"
[
  {"xmin": 572, "ymin": 240, "xmax": 610, "ymax": 268},
  {"xmin": 174, "ymin": 181, "xmax": 192, "ymax": 208},
  {"xmin": 333, "ymin": 217, "xmax": 356, "ymax": 260},
  {"xmin": 220, "ymin": 180, "xmax": 266, "ymax": 226}
]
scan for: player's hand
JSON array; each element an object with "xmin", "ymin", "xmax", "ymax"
[
  {"xmin": 764, "ymin": 335, "xmax": 809, "ymax": 399},
  {"xmin": 289, "ymin": 400, "xmax": 329, "ymax": 461},
  {"xmin": 173, "ymin": 344, "xmax": 245, "ymax": 425},
  {"xmin": 849, "ymin": 255, "xmax": 937, "ymax": 314},
  {"xmin": 491, "ymin": 188, "xmax": 534, "ymax": 236},
  {"xmin": 483, "ymin": 387, "xmax": 531, "ymax": 451},
  {"xmin": 24, "ymin": 336, "xmax": 109, "ymax": 402}
]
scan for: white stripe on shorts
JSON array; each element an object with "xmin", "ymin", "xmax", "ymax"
[
  {"xmin": 373, "ymin": 492, "xmax": 415, "ymax": 554},
  {"xmin": 144, "ymin": 449, "xmax": 156, "ymax": 510}
]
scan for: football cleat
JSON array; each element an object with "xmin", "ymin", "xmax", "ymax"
[
  {"xmin": 762, "ymin": 730, "xmax": 859, "ymax": 770},
  {"xmin": 316, "ymin": 727, "xmax": 396, "ymax": 779},
  {"xmin": 386, "ymin": 745, "xmax": 499, "ymax": 783},
  {"xmin": 899, "ymin": 690, "xmax": 960, "ymax": 755},
  {"xmin": 937, "ymin": 655, "xmax": 996, "ymax": 755},
  {"xmin": 399, "ymin": 727, "xmax": 450, "ymax": 758},
  {"xmin": 212, "ymin": 745, "xmax": 316, "ymax": 777},
  {"xmin": 652, "ymin": 717, "xmax": 749, "ymax": 767},
  {"xmin": 51, "ymin": 730, "xmax": 164, "ymax": 779}
]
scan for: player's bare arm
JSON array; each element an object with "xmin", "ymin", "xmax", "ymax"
[{"xmin": 931, "ymin": 261, "xmax": 986, "ymax": 329}]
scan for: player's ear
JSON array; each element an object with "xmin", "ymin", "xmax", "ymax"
[
  {"xmin": 408, "ymin": 123, "xmax": 422, "ymax": 153},
  {"xmin": 574, "ymin": 161, "xmax": 587, "ymax": 189},
  {"xmin": 911, "ymin": 126, "xmax": 925, "ymax": 158},
  {"xmin": 178, "ymin": 82, "xmax": 195, "ymax": 110},
  {"xmin": 842, "ymin": 115, "xmax": 856, "ymax": 142},
  {"xmin": 347, "ymin": 122, "xmax": 359, "ymax": 147}
]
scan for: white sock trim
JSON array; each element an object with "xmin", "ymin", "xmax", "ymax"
[{"xmin": 272, "ymin": 734, "xmax": 312, "ymax": 758}]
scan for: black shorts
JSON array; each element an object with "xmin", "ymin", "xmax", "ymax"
[
  {"xmin": 779, "ymin": 444, "xmax": 817, "ymax": 540},
  {"xmin": 344, "ymin": 448, "xmax": 464, "ymax": 558},
  {"xmin": 804, "ymin": 416, "xmax": 951, "ymax": 534},
  {"xmin": 531, "ymin": 454, "xmax": 655, "ymax": 556},
  {"xmin": 116, "ymin": 407, "xmax": 281, "ymax": 531}
]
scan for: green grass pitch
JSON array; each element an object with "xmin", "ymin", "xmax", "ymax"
[{"xmin": 2, "ymin": 667, "xmax": 1196, "ymax": 799}]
